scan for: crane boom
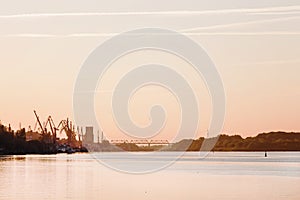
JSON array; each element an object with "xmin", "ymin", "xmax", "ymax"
[
  {"xmin": 33, "ymin": 110, "xmax": 45, "ymax": 135},
  {"xmin": 50, "ymin": 116, "xmax": 58, "ymax": 144}
]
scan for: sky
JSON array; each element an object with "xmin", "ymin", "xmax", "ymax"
[{"xmin": 0, "ymin": 0, "xmax": 300, "ymax": 141}]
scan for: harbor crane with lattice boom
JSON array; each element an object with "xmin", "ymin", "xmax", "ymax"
[
  {"xmin": 33, "ymin": 110, "xmax": 77, "ymax": 145},
  {"xmin": 57, "ymin": 119, "xmax": 78, "ymax": 147},
  {"xmin": 33, "ymin": 110, "xmax": 45, "ymax": 135},
  {"xmin": 44, "ymin": 116, "xmax": 58, "ymax": 144},
  {"xmin": 33, "ymin": 110, "xmax": 53, "ymax": 143}
]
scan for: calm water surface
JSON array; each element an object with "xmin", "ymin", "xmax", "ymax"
[{"xmin": 0, "ymin": 152, "xmax": 299, "ymax": 200}]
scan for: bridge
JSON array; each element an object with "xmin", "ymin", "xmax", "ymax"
[{"xmin": 110, "ymin": 139, "xmax": 170, "ymax": 147}]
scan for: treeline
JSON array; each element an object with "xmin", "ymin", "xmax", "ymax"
[
  {"xmin": 101, "ymin": 132, "xmax": 300, "ymax": 152},
  {"xmin": 0, "ymin": 124, "xmax": 56, "ymax": 155},
  {"xmin": 170, "ymin": 132, "xmax": 300, "ymax": 151},
  {"xmin": 1, "ymin": 123, "xmax": 300, "ymax": 153}
]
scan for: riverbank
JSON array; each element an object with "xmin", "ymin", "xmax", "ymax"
[{"xmin": 1, "ymin": 122, "xmax": 300, "ymax": 154}]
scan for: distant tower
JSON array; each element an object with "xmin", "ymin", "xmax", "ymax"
[
  {"xmin": 84, "ymin": 126, "xmax": 94, "ymax": 144},
  {"xmin": 77, "ymin": 126, "xmax": 81, "ymax": 141}
]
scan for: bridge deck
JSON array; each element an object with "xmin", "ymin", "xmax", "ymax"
[{"xmin": 110, "ymin": 139, "xmax": 170, "ymax": 145}]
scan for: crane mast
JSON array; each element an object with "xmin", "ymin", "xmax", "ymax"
[
  {"xmin": 33, "ymin": 110, "xmax": 80, "ymax": 147},
  {"xmin": 44, "ymin": 116, "xmax": 58, "ymax": 144},
  {"xmin": 33, "ymin": 110, "xmax": 45, "ymax": 135}
]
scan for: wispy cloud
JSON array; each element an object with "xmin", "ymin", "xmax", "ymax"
[
  {"xmin": 183, "ymin": 32, "xmax": 300, "ymax": 36},
  {"xmin": 181, "ymin": 16, "xmax": 300, "ymax": 32},
  {"xmin": 2, "ymin": 31, "xmax": 300, "ymax": 38},
  {"xmin": 0, "ymin": 5, "xmax": 299, "ymax": 19},
  {"xmin": 0, "ymin": 33, "xmax": 117, "ymax": 38},
  {"xmin": 249, "ymin": 11, "xmax": 300, "ymax": 15},
  {"xmin": 232, "ymin": 59, "xmax": 300, "ymax": 67},
  {"xmin": 2, "ymin": 33, "xmax": 59, "ymax": 38},
  {"xmin": 1, "ymin": 5, "xmax": 300, "ymax": 38}
]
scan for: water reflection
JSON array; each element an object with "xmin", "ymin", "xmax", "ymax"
[
  {"xmin": 0, "ymin": 155, "xmax": 26, "ymax": 162},
  {"xmin": 0, "ymin": 152, "xmax": 299, "ymax": 200}
]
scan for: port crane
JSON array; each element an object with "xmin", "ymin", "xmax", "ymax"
[
  {"xmin": 57, "ymin": 119, "xmax": 77, "ymax": 147},
  {"xmin": 32, "ymin": 110, "xmax": 85, "ymax": 152},
  {"xmin": 33, "ymin": 110, "xmax": 45, "ymax": 135},
  {"xmin": 44, "ymin": 116, "xmax": 58, "ymax": 144},
  {"xmin": 33, "ymin": 110, "xmax": 54, "ymax": 143},
  {"xmin": 33, "ymin": 110, "xmax": 60, "ymax": 144}
]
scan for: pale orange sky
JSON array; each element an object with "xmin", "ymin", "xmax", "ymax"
[{"xmin": 0, "ymin": 0, "xmax": 300, "ymax": 140}]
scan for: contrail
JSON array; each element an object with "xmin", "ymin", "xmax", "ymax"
[
  {"xmin": 2, "ymin": 33, "xmax": 59, "ymax": 38},
  {"xmin": 2, "ymin": 16, "xmax": 299, "ymax": 38},
  {"xmin": 180, "ymin": 32, "xmax": 300, "ymax": 36},
  {"xmin": 2, "ymin": 31, "xmax": 300, "ymax": 38},
  {"xmin": 181, "ymin": 16, "xmax": 300, "ymax": 32},
  {"xmin": 1, "ymin": 9, "xmax": 300, "ymax": 38},
  {"xmin": 0, "ymin": 33, "xmax": 117, "ymax": 38},
  {"xmin": 249, "ymin": 11, "xmax": 300, "ymax": 15},
  {"xmin": 0, "ymin": 5, "xmax": 299, "ymax": 19},
  {"xmin": 231, "ymin": 59, "xmax": 300, "ymax": 67}
]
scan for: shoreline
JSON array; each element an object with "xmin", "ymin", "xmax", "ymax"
[{"xmin": 1, "ymin": 150, "xmax": 300, "ymax": 156}]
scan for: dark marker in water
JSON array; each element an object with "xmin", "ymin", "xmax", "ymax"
[{"xmin": 265, "ymin": 151, "xmax": 267, "ymax": 157}]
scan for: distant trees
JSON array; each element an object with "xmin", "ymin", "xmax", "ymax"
[
  {"xmin": 1, "ymin": 123, "xmax": 300, "ymax": 153},
  {"xmin": 170, "ymin": 132, "xmax": 300, "ymax": 151}
]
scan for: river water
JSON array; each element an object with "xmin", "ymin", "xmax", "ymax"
[{"xmin": 0, "ymin": 152, "xmax": 299, "ymax": 200}]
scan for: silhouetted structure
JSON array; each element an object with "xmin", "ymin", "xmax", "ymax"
[
  {"xmin": 0, "ymin": 123, "xmax": 56, "ymax": 155},
  {"xmin": 84, "ymin": 126, "xmax": 94, "ymax": 144}
]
